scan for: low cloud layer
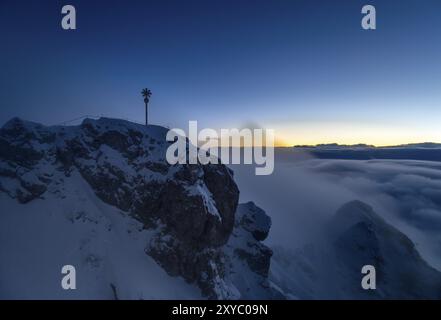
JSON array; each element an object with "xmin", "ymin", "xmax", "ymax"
[{"xmin": 231, "ymin": 156, "xmax": 441, "ymax": 271}]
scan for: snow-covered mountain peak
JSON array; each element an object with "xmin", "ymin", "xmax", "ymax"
[
  {"xmin": 329, "ymin": 200, "xmax": 382, "ymax": 234},
  {"xmin": 0, "ymin": 117, "xmax": 275, "ymax": 299},
  {"xmin": 270, "ymin": 200, "xmax": 441, "ymax": 299}
]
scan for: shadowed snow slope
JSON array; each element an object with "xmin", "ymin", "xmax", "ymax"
[{"xmin": 270, "ymin": 200, "xmax": 441, "ymax": 299}]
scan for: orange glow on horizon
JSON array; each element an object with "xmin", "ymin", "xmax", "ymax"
[{"xmin": 269, "ymin": 121, "xmax": 441, "ymax": 148}]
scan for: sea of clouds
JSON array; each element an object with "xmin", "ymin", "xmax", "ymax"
[{"xmin": 230, "ymin": 150, "xmax": 441, "ymax": 271}]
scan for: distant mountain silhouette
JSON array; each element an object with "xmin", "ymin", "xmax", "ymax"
[
  {"xmin": 294, "ymin": 142, "xmax": 441, "ymax": 149},
  {"xmin": 293, "ymin": 143, "xmax": 441, "ymax": 161}
]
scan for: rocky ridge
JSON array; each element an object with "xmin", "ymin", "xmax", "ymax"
[{"xmin": 0, "ymin": 117, "xmax": 274, "ymax": 298}]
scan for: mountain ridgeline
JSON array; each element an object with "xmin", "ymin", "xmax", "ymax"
[
  {"xmin": 0, "ymin": 117, "xmax": 275, "ymax": 299},
  {"xmin": 1, "ymin": 117, "xmax": 441, "ymax": 299}
]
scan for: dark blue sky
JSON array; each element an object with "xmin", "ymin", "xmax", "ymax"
[{"xmin": 1, "ymin": 0, "xmax": 440, "ymax": 145}]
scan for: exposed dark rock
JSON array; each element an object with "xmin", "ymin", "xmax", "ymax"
[{"xmin": 222, "ymin": 202, "xmax": 281, "ymax": 299}]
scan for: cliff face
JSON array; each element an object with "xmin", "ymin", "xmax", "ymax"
[{"xmin": 0, "ymin": 117, "xmax": 274, "ymax": 299}]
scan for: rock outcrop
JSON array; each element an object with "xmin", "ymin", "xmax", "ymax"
[
  {"xmin": 0, "ymin": 117, "xmax": 274, "ymax": 298},
  {"xmin": 222, "ymin": 202, "xmax": 283, "ymax": 299}
]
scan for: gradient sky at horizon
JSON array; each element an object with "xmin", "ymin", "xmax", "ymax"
[{"xmin": 1, "ymin": 0, "xmax": 441, "ymax": 146}]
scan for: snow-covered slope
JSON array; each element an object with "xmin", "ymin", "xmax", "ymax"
[
  {"xmin": 0, "ymin": 117, "xmax": 274, "ymax": 299},
  {"xmin": 270, "ymin": 200, "xmax": 441, "ymax": 299},
  {"xmin": 0, "ymin": 171, "xmax": 201, "ymax": 299}
]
